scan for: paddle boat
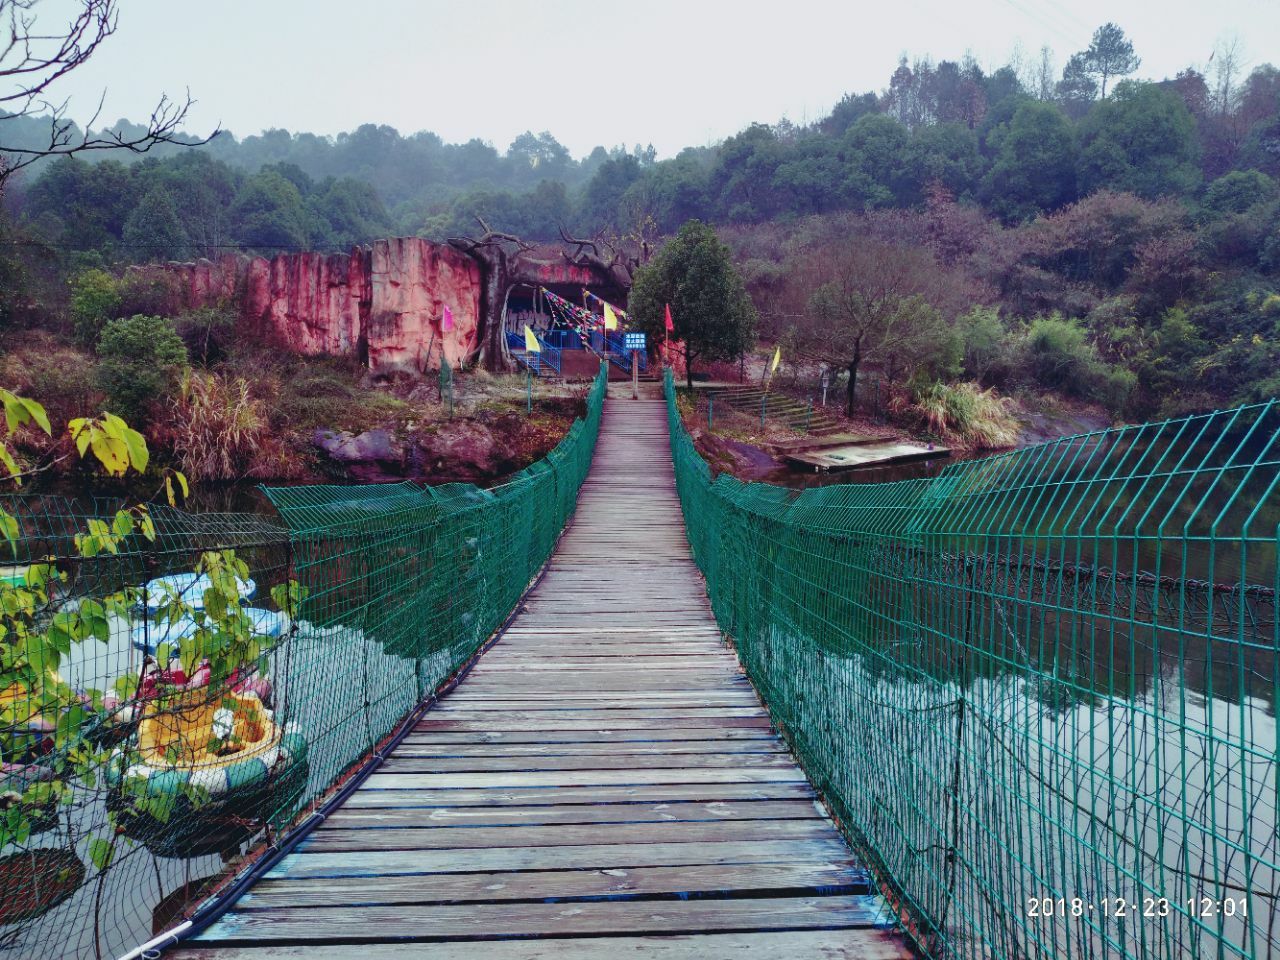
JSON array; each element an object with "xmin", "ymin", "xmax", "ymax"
[
  {"xmin": 137, "ymin": 572, "xmax": 256, "ymax": 613},
  {"xmin": 0, "ymin": 565, "xmax": 30, "ymax": 589},
  {"xmin": 105, "ymin": 680, "xmax": 307, "ymax": 858},
  {"xmin": 129, "ymin": 606, "xmax": 288, "ymax": 655}
]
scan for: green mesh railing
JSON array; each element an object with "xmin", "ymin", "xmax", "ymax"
[
  {"xmin": 664, "ymin": 369, "xmax": 1278, "ymax": 959},
  {"xmin": 0, "ymin": 369, "xmax": 605, "ymax": 960},
  {"xmin": 261, "ymin": 367, "xmax": 606, "ymax": 816}
]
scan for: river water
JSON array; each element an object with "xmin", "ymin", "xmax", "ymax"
[{"xmin": 6, "ymin": 409, "xmax": 1279, "ymax": 958}]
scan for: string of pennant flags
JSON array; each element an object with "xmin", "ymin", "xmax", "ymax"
[{"xmin": 438, "ymin": 291, "xmax": 785, "ymax": 380}]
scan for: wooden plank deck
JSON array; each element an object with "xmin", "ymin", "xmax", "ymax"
[{"xmin": 170, "ymin": 395, "xmax": 911, "ymax": 960}]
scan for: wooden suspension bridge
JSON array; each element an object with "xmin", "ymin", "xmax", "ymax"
[{"xmin": 170, "ymin": 390, "xmax": 911, "ymax": 960}]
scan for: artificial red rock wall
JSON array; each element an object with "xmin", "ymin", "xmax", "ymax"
[
  {"xmin": 366, "ymin": 237, "xmax": 482, "ymax": 372},
  {"xmin": 161, "ymin": 239, "xmax": 482, "ymax": 373}
]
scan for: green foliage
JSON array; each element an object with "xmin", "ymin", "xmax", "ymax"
[
  {"xmin": 982, "ymin": 101, "xmax": 1077, "ymax": 221},
  {"xmin": 1079, "ymin": 22, "xmax": 1141, "ymax": 98},
  {"xmin": 579, "ymin": 154, "xmax": 644, "ymax": 230},
  {"xmin": 840, "ymin": 114, "xmax": 911, "ymax": 209},
  {"xmin": 629, "ymin": 221, "xmax": 758, "ymax": 386},
  {"xmin": 1201, "ymin": 170, "xmax": 1279, "ymax": 217},
  {"xmin": 175, "ymin": 306, "xmax": 238, "ymax": 365},
  {"xmin": 69, "ymin": 268, "xmax": 122, "ymax": 346},
  {"xmin": 0, "ymin": 217, "xmax": 32, "ymax": 333},
  {"xmin": 1077, "ymin": 82, "xmax": 1200, "ymax": 199},
  {"xmin": 95, "ymin": 315, "xmax": 188, "ymax": 421},
  {"xmin": 955, "ymin": 307, "xmax": 1013, "ymax": 384},
  {"xmin": 122, "ymin": 187, "xmax": 194, "ymax": 262},
  {"xmin": 1024, "ymin": 314, "xmax": 1134, "ymax": 410},
  {"xmin": 230, "ymin": 170, "xmax": 311, "ymax": 251}
]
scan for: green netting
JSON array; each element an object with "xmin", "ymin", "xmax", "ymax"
[
  {"xmin": 664, "ymin": 369, "xmax": 1278, "ymax": 959},
  {"xmin": 0, "ymin": 369, "xmax": 605, "ymax": 960}
]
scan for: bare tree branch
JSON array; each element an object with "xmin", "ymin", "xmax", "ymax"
[{"xmin": 0, "ymin": 0, "xmax": 217, "ymax": 191}]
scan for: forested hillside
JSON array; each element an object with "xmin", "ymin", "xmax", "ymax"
[{"xmin": 3, "ymin": 23, "xmax": 1280, "ymax": 420}]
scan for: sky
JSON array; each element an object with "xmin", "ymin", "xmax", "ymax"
[{"xmin": 35, "ymin": 0, "xmax": 1280, "ymax": 159}]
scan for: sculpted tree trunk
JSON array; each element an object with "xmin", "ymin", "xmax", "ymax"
[
  {"xmin": 449, "ymin": 222, "xmax": 637, "ymax": 373},
  {"xmin": 447, "ymin": 220, "xmax": 529, "ymax": 372}
]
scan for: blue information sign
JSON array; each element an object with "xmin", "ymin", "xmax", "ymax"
[{"xmin": 623, "ymin": 332, "xmax": 646, "ymax": 351}]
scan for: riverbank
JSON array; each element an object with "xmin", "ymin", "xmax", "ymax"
[{"xmin": 3, "ymin": 330, "xmax": 586, "ymax": 497}]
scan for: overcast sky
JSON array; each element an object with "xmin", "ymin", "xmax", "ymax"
[{"xmin": 38, "ymin": 0, "xmax": 1280, "ymax": 159}]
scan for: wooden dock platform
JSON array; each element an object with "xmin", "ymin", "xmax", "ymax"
[{"xmin": 170, "ymin": 395, "xmax": 910, "ymax": 959}]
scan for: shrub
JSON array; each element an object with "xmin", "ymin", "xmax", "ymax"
[
  {"xmin": 1025, "ymin": 315, "xmax": 1096, "ymax": 392},
  {"xmin": 175, "ymin": 306, "xmax": 238, "ymax": 365},
  {"xmin": 1023, "ymin": 314, "xmax": 1134, "ymax": 412},
  {"xmin": 955, "ymin": 306, "xmax": 1012, "ymax": 385},
  {"xmin": 1201, "ymin": 170, "xmax": 1279, "ymax": 217},
  {"xmin": 95, "ymin": 315, "xmax": 188, "ymax": 422},
  {"xmin": 69, "ymin": 269, "xmax": 122, "ymax": 346},
  {"xmin": 116, "ymin": 269, "xmax": 183, "ymax": 318},
  {"xmin": 0, "ymin": 332, "xmax": 101, "ymax": 440}
]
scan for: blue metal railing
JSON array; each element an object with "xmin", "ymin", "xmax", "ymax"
[
  {"xmin": 541, "ymin": 330, "xmax": 586, "ymax": 351},
  {"xmin": 506, "ymin": 332, "xmax": 562, "ymax": 375}
]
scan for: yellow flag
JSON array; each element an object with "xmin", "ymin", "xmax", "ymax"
[
  {"xmin": 524, "ymin": 325, "xmax": 541, "ymax": 353},
  {"xmin": 770, "ymin": 345, "xmax": 782, "ymax": 374},
  {"xmin": 603, "ymin": 302, "xmax": 618, "ymax": 331}
]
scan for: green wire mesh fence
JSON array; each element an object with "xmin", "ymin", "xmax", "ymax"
[
  {"xmin": 260, "ymin": 368, "xmax": 605, "ymax": 826},
  {"xmin": 664, "ymin": 369, "xmax": 1278, "ymax": 960},
  {"xmin": 0, "ymin": 368, "xmax": 605, "ymax": 960}
]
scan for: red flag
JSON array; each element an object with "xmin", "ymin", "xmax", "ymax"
[
  {"xmin": 442, "ymin": 305, "xmax": 454, "ymax": 332},
  {"xmin": 664, "ymin": 303, "xmax": 674, "ymax": 333}
]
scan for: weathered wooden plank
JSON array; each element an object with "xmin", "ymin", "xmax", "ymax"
[
  {"xmin": 393, "ymin": 740, "xmax": 787, "ymax": 757},
  {"xmin": 399, "ymin": 728, "xmax": 780, "ymax": 745},
  {"xmin": 364, "ymin": 768, "xmax": 808, "ymax": 788},
  {"xmin": 414, "ymin": 717, "xmax": 774, "ymax": 732},
  {"xmin": 236, "ymin": 860, "xmax": 867, "ymax": 910},
  {"xmin": 266, "ymin": 838, "xmax": 855, "ymax": 879},
  {"xmin": 194, "ymin": 895, "xmax": 890, "ymax": 944},
  {"xmin": 302, "ymin": 817, "xmax": 835, "ymax": 852},
  {"xmin": 431, "ymin": 707, "xmax": 761, "ymax": 718},
  {"xmin": 440, "ymin": 701, "xmax": 762, "ymax": 716},
  {"xmin": 378, "ymin": 753, "xmax": 794, "ymax": 773},
  {"xmin": 341, "ymin": 782, "xmax": 817, "ymax": 808},
  {"xmin": 171, "ymin": 929, "xmax": 912, "ymax": 959},
  {"xmin": 321, "ymin": 799, "xmax": 822, "ymax": 828}
]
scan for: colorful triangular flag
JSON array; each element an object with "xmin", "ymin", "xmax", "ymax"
[
  {"xmin": 442, "ymin": 305, "xmax": 454, "ymax": 332},
  {"xmin": 664, "ymin": 303, "xmax": 674, "ymax": 333},
  {"xmin": 769, "ymin": 345, "xmax": 782, "ymax": 374},
  {"xmin": 603, "ymin": 302, "xmax": 619, "ymax": 331},
  {"xmin": 524, "ymin": 325, "xmax": 541, "ymax": 353}
]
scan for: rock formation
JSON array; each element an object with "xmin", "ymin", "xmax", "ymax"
[
  {"xmin": 159, "ymin": 232, "xmax": 633, "ymax": 374},
  {"xmin": 161, "ymin": 238, "xmax": 482, "ymax": 373}
]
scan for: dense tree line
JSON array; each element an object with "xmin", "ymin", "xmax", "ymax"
[
  {"xmin": 5, "ymin": 24, "xmax": 1277, "ymax": 255},
  {"xmin": 3, "ymin": 23, "xmax": 1280, "ymax": 421}
]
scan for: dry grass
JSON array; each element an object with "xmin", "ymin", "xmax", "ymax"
[
  {"xmin": 905, "ymin": 381, "xmax": 1020, "ymax": 449},
  {"xmin": 168, "ymin": 371, "xmax": 280, "ymax": 481}
]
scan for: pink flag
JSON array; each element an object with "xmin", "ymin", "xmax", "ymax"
[
  {"xmin": 442, "ymin": 305, "xmax": 454, "ymax": 332},
  {"xmin": 664, "ymin": 303, "xmax": 675, "ymax": 333}
]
